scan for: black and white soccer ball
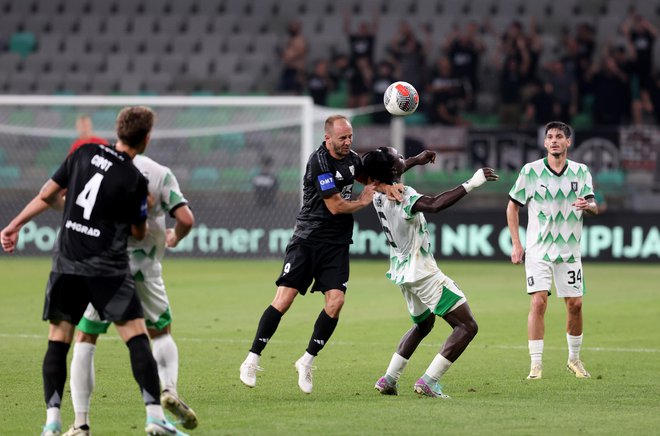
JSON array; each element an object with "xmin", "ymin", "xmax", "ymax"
[{"xmin": 383, "ymin": 81, "xmax": 419, "ymax": 116}]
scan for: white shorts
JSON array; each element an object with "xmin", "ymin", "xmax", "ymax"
[
  {"xmin": 525, "ymin": 257, "xmax": 584, "ymax": 297},
  {"xmin": 77, "ymin": 275, "xmax": 172, "ymax": 334},
  {"xmin": 399, "ymin": 272, "xmax": 467, "ymax": 323}
]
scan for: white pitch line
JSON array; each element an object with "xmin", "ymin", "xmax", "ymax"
[{"xmin": 1, "ymin": 333, "xmax": 658, "ymax": 353}]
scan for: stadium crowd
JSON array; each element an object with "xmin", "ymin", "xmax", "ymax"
[{"xmin": 279, "ymin": 7, "xmax": 659, "ymax": 127}]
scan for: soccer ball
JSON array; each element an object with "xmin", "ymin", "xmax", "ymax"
[{"xmin": 383, "ymin": 81, "xmax": 419, "ymax": 116}]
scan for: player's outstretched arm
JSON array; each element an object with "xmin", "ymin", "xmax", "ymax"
[
  {"xmin": 323, "ymin": 184, "xmax": 376, "ymax": 215},
  {"xmin": 1, "ymin": 179, "xmax": 63, "ymax": 253},
  {"xmin": 403, "ymin": 150, "xmax": 436, "ymax": 173},
  {"xmin": 411, "ymin": 168, "xmax": 498, "ymax": 214},
  {"xmin": 166, "ymin": 205, "xmax": 195, "ymax": 248}
]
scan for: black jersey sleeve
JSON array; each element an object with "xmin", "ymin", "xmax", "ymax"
[
  {"xmin": 51, "ymin": 153, "xmax": 74, "ymax": 188},
  {"xmin": 311, "ymin": 151, "xmax": 340, "ymax": 198},
  {"xmin": 127, "ymin": 174, "xmax": 149, "ymax": 225}
]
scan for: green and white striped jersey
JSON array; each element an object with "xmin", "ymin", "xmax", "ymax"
[
  {"xmin": 373, "ymin": 187, "xmax": 446, "ymax": 286},
  {"xmin": 128, "ymin": 155, "xmax": 188, "ymax": 280},
  {"xmin": 509, "ymin": 158, "xmax": 594, "ymax": 263}
]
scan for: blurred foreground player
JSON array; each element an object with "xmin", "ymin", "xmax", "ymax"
[
  {"xmin": 363, "ymin": 146, "xmax": 497, "ymax": 398},
  {"xmin": 1, "ymin": 106, "xmax": 185, "ymax": 436},
  {"xmin": 67, "ymin": 154, "xmax": 197, "ymax": 434}
]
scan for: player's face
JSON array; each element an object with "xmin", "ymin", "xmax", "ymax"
[
  {"xmin": 544, "ymin": 128, "xmax": 571, "ymax": 158},
  {"xmin": 386, "ymin": 147, "xmax": 405, "ymax": 179},
  {"xmin": 325, "ymin": 119, "xmax": 353, "ymax": 159}
]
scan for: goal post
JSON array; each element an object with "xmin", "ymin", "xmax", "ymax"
[{"xmin": 0, "ymin": 94, "xmax": 320, "ymax": 257}]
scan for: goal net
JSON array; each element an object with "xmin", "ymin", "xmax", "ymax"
[{"xmin": 0, "ymin": 95, "xmax": 317, "ymax": 257}]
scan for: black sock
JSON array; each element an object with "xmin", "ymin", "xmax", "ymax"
[
  {"xmin": 126, "ymin": 334, "xmax": 160, "ymax": 406},
  {"xmin": 249, "ymin": 305, "xmax": 283, "ymax": 355},
  {"xmin": 306, "ymin": 309, "xmax": 338, "ymax": 356},
  {"xmin": 43, "ymin": 340, "xmax": 70, "ymax": 408}
]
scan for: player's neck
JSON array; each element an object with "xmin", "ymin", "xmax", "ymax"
[
  {"xmin": 115, "ymin": 141, "xmax": 140, "ymax": 159},
  {"xmin": 546, "ymin": 153, "xmax": 567, "ymax": 172}
]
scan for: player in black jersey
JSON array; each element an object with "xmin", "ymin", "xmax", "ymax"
[
  {"xmin": 240, "ymin": 114, "xmax": 435, "ymax": 394},
  {"xmin": 1, "ymin": 106, "xmax": 184, "ymax": 436}
]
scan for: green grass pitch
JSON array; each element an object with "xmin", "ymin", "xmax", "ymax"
[{"xmin": 1, "ymin": 258, "xmax": 658, "ymax": 435}]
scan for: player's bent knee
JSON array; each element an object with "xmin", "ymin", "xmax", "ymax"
[
  {"xmin": 465, "ymin": 318, "xmax": 479, "ymax": 339},
  {"xmin": 417, "ymin": 316, "xmax": 435, "ymax": 337},
  {"xmin": 115, "ymin": 318, "xmax": 149, "ymax": 343},
  {"xmin": 76, "ymin": 330, "xmax": 99, "ymax": 344}
]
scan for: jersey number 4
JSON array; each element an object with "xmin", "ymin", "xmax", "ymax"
[{"xmin": 75, "ymin": 173, "xmax": 104, "ymax": 220}]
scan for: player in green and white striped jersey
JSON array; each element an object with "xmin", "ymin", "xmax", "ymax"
[
  {"xmin": 363, "ymin": 146, "xmax": 498, "ymax": 398},
  {"xmin": 507, "ymin": 121, "xmax": 598, "ymax": 380}
]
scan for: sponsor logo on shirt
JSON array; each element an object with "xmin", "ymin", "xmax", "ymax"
[
  {"xmin": 318, "ymin": 173, "xmax": 335, "ymax": 191},
  {"xmin": 65, "ymin": 220, "xmax": 101, "ymax": 237},
  {"xmin": 335, "ymin": 171, "xmax": 343, "ymax": 180}
]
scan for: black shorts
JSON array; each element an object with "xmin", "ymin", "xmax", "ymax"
[
  {"xmin": 275, "ymin": 237, "xmax": 350, "ymax": 295},
  {"xmin": 42, "ymin": 272, "xmax": 144, "ymax": 324}
]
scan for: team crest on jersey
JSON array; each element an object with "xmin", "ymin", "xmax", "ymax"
[
  {"xmin": 335, "ymin": 171, "xmax": 344, "ymax": 180},
  {"xmin": 571, "ymin": 181, "xmax": 578, "ymax": 192},
  {"xmin": 527, "ymin": 276, "xmax": 534, "ymax": 286},
  {"xmin": 374, "ymin": 197, "xmax": 383, "ymax": 207},
  {"xmin": 349, "ymin": 165, "xmax": 355, "ymax": 175}
]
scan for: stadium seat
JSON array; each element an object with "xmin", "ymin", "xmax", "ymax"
[
  {"xmin": 195, "ymin": 0, "xmax": 223, "ymax": 15},
  {"xmin": 167, "ymin": 0, "xmax": 197, "ymax": 15},
  {"xmin": 9, "ymin": 32, "xmax": 37, "ymax": 57},
  {"xmin": 171, "ymin": 35, "xmax": 200, "ymax": 54},
  {"xmin": 142, "ymin": 35, "xmax": 171, "ymax": 55},
  {"xmin": 34, "ymin": 73, "xmax": 63, "ymax": 94},
  {"xmin": 61, "ymin": 0, "xmax": 88, "ymax": 15},
  {"xmin": 184, "ymin": 16, "xmax": 211, "ymax": 35},
  {"xmin": 157, "ymin": 54, "xmax": 186, "ymax": 74},
  {"xmin": 7, "ymin": 72, "xmax": 36, "ymax": 93},
  {"xmin": 115, "ymin": 0, "xmax": 141, "ymax": 16},
  {"xmin": 77, "ymin": 15, "xmax": 104, "ymax": 36},
  {"xmin": 34, "ymin": 0, "xmax": 63, "ymax": 15},
  {"xmin": 88, "ymin": 35, "xmax": 118, "ymax": 55},
  {"xmin": 22, "ymin": 16, "xmax": 50, "ymax": 35},
  {"xmin": 131, "ymin": 53, "xmax": 158, "ymax": 74},
  {"xmin": 89, "ymin": 73, "xmax": 119, "ymax": 94},
  {"xmin": 116, "ymin": 34, "xmax": 147, "ymax": 55},
  {"xmin": 61, "ymin": 72, "xmax": 89, "ymax": 93},
  {"xmin": 156, "ymin": 16, "xmax": 184, "ymax": 34},
  {"xmin": 131, "ymin": 16, "xmax": 157, "ymax": 34},
  {"xmin": 0, "ymin": 52, "xmax": 24, "ymax": 74},
  {"xmin": 143, "ymin": 72, "xmax": 173, "ymax": 94},
  {"xmin": 22, "ymin": 53, "xmax": 50, "ymax": 73}
]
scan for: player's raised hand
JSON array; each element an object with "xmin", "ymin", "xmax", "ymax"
[
  {"xmin": 359, "ymin": 183, "xmax": 376, "ymax": 205},
  {"xmin": 417, "ymin": 150, "xmax": 436, "ymax": 165},
  {"xmin": 483, "ymin": 167, "xmax": 499, "ymax": 181},
  {"xmin": 1, "ymin": 224, "xmax": 19, "ymax": 253},
  {"xmin": 379, "ymin": 182, "xmax": 404, "ymax": 201}
]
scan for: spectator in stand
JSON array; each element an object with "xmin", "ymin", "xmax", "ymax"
[
  {"xmin": 524, "ymin": 79, "xmax": 559, "ymax": 127},
  {"xmin": 588, "ymin": 53, "xmax": 630, "ymax": 125},
  {"xmin": 427, "ymin": 56, "xmax": 471, "ymax": 126},
  {"xmin": 307, "ymin": 59, "xmax": 335, "ymax": 106},
  {"xmin": 442, "ymin": 21, "xmax": 484, "ymax": 109},
  {"xmin": 68, "ymin": 114, "xmax": 109, "ymax": 156},
  {"xmin": 543, "ymin": 59, "xmax": 578, "ymax": 123},
  {"xmin": 343, "ymin": 7, "xmax": 379, "ymax": 66},
  {"xmin": 622, "ymin": 11, "xmax": 658, "ymax": 124},
  {"xmin": 496, "ymin": 38, "xmax": 530, "ymax": 126},
  {"xmin": 650, "ymin": 72, "xmax": 660, "ymax": 124},
  {"xmin": 347, "ymin": 57, "xmax": 373, "ymax": 108},
  {"xmin": 278, "ymin": 21, "xmax": 307, "ymax": 94},
  {"xmin": 574, "ymin": 22, "xmax": 597, "ymax": 102},
  {"xmin": 386, "ymin": 21, "xmax": 431, "ymax": 92},
  {"xmin": 371, "ymin": 61, "xmax": 397, "ymax": 124}
]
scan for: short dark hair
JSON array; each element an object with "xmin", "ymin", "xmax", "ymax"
[
  {"xmin": 362, "ymin": 147, "xmax": 397, "ymax": 184},
  {"xmin": 545, "ymin": 121, "xmax": 572, "ymax": 139},
  {"xmin": 116, "ymin": 106, "xmax": 155, "ymax": 148}
]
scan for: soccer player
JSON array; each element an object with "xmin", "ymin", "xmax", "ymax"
[
  {"xmin": 1, "ymin": 106, "xmax": 184, "ymax": 436},
  {"xmin": 362, "ymin": 146, "xmax": 498, "ymax": 398},
  {"xmin": 506, "ymin": 121, "xmax": 598, "ymax": 380},
  {"xmin": 239, "ymin": 115, "xmax": 433, "ymax": 394},
  {"xmin": 68, "ymin": 114, "xmax": 109, "ymax": 156},
  {"xmin": 66, "ymin": 154, "xmax": 197, "ymax": 435}
]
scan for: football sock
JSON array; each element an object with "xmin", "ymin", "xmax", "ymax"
[
  {"xmin": 306, "ymin": 309, "xmax": 338, "ymax": 356},
  {"xmin": 250, "ymin": 305, "xmax": 283, "ymax": 355},
  {"xmin": 43, "ymin": 340, "xmax": 70, "ymax": 409},
  {"xmin": 70, "ymin": 342, "xmax": 96, "ymax": 427},
  {"xmin": 567, "ymin": 333, "xmax": 583, "ymax": 361},
  {"xmin": 152, "ymin": 334, "xmax": 179, "ymax": 393},
  {"xmin": 146, "ymin": 404, "xmax": 166, "ymax": 421},
  {"xmin": 46, "ymin": 407, "xmax": 61, "ymax": 427},
  {"xmin": 422, "ymin": 353, "xmax": 453, "ymax": 383},
  {"xmin": 126, "ymin": 334, "xmax": 161, "ymax": 406},
  {"xmin": 385, "ymin": 353, "xmax": 409, "ymax": 384},
  {"xmin": 298, "ymin": 351, "xmax": 315, "ymax": 367},
  {"xmin": 529, "ymin": 339, "xmax": 544, "ymax": 365}
]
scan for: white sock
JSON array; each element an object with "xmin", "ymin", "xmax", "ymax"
[
  {"xmin": 46, "ymin": 407, "xmax": 61, "ymax": 426},
  {"xmin": 245, "ymin": 351, "xmax": 260, "ymax": 365},
  {"xmin": 529, "ymin": 339, "xmax": 544, "ymax": 365},
  {"xmin": 146, "ymin": 404, "xmax": 166, "ymax": 421},
  {"xmin": 298, "ymin": 351, "xmax": 315, "ymax": 366},
  {"xmin": 567, "ymin": 333, "xmax": 583, "ymax": 361},
  {"xmin": 152, "ymin": 334, "xmax": 179, "ymax": 394},
  {"xmin": 70, "ymin": 342, "xmax": 96, "ymax": 427},
  {"xmin": 424, "ymin": 353, "xmax": 453, "ymax": 382},
  {"xmin": 385, "ymin": 353, "xmax": 409, "ymax": 383}
]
